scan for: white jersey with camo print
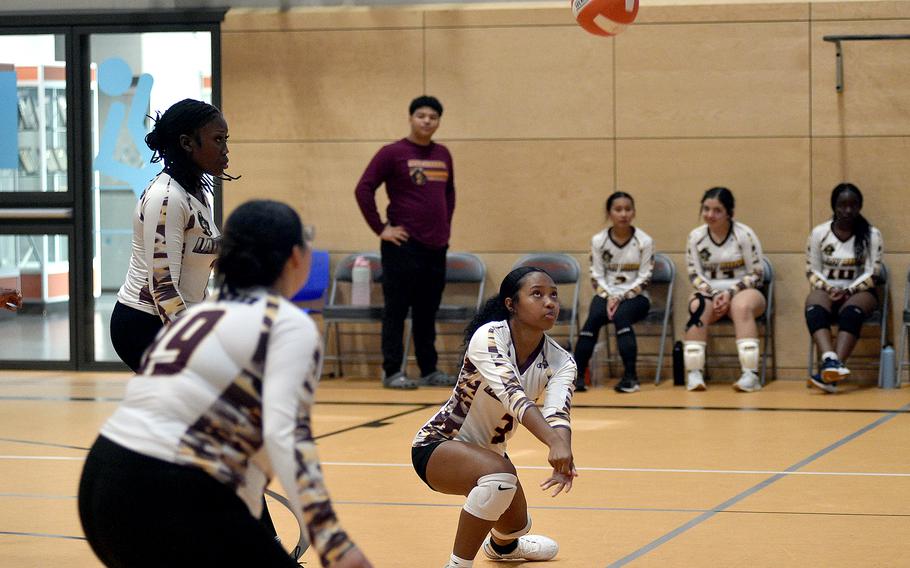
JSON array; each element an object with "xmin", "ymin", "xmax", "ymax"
[
  {"xmin": 116, "ymin": 172, "xmax": 220, "ymax": 323},
  {"xmin": 686, "ymin": 222, "xmax": 763, "ymax": 296},
  {"xmin": 806, "ymin": 221, "xmax": 883, "ymax": 294},
  {"xmin": 590, "ymin": 226, "xmax": 654, "ymax": 300},
  {"xmin": 413, "ymin": 320, "xmax": 575, "ymax": 455},
  {"xmin": 101, "ymin": 289, "xmax": 353, "ymax": 567}
]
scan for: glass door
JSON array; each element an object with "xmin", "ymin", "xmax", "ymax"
[
  {"xmin": 0, "ymin": 10, "xmax": 224, "ymax": 370},
  {"xmin": 89, "ymin": 31, "xmax": 214, "ymax": 363},
  {"xmin": 0, "ymin": 33, "xmax": 74, "ymax": 365}
]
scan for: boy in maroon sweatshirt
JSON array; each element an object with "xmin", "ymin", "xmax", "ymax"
[{"xmin": 355, "ymin": 96, "xmax": 456, "ymax": 389}]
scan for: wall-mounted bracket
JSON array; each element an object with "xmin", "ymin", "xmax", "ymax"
[{"xmin": 823, "ymin": 34, "xmax": 910, "ymax": 93}]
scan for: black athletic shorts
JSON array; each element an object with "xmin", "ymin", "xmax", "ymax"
[{"xmin": 411, "ymin": 440, "xmax": 445, "ymax": 489}]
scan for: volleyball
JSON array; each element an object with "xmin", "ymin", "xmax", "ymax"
[{"xmin": 572, "ymin": 0, "xmax": 639, "ymax": 36}]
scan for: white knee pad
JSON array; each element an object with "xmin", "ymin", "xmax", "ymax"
[
  {"xmin": 463, "ymin": 472, "xmax": 518, "ymax": 521},
  {"xmin": 736, "ymin": 338, "xmax": 760, "ymax": 372},
  {"xmin": 491, "ymin": 516, "xmax": 532, "ymax": 540},
  {"xmin": 683, "ymin": 341, "xmax": 706, "ymax": 372}
]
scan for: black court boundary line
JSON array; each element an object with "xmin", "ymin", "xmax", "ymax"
[
  {"xmin": 0, "ymin": 405, "xmax": 436, "ymax": 453},
  {"xmin": 312, "ymin": 404, "xmax": 436, "ymax": 441},
  {"xmin": 605, "ymin": 401, "xmax": 910, "ymax": 567},
  {"xmin": 3, "ymin": 394, "xmax": 909, "ymax": 415}
]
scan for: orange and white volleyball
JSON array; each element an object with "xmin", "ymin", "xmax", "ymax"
[{"xmin": 572, "ymin": 0, "xmax": 639, "ymax": 36}]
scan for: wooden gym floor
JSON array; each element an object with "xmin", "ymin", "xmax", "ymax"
[{"xmin": 1, "ymin": 371, "xmax": 909, "ymax": 567}]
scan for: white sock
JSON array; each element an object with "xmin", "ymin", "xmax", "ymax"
[
  {"xmin": 445, "ymin": 554, "xmax": 473, "ymax": 567},
  {"xmin": 822, "ymin": 351, "xmax": 837, "ymax": 362}
]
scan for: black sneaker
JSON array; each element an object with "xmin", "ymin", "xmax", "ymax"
[
  {"xmin": 574, "ymin": 379, "xmax": 588, "ymax": 392},
  {"xmin": 614, "ymin": 375, "xmax": 640, "ymax": 393}
]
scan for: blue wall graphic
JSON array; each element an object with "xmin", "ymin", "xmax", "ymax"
[
  {"xmin": 93, "ymin": 57, "xmax": 157, "ymax": 198},
  {"xmin": 0, "ymin": 70, "xmax": 17, "ymax": 170}
]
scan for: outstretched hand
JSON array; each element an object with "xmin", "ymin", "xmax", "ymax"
[
  {"xmin": 0, "ymin": 288, "xmax": 22, "ymax": 312},
  {"xmin": 540, "ymin": 466, "xmax": 578, "ymax": 497}
]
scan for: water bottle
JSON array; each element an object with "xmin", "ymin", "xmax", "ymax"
[
  {"xmin": 350, "ymin": 256, "xmax": 371, "ymax": 306},
  {"xmin": 880, "ymin": 344, "xmax": 897, "ymax": 389},
  {"xmin": 672, "ymin": 340, "xmax": 684, "ymax": 386},
  {"xmin": 590, "ymin": 341, "xmax": 604, "ymax": 386}
]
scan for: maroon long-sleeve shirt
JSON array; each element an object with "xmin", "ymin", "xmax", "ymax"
[{"xmin": 354, "ymin": 138, "xmax": 456, "ymax": 249}]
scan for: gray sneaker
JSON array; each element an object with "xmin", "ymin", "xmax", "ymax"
[
  {"xmin": 419, "ymin": 370, "xmax": 456, "ymax": 387},
  {"xmin": 382, "ymin": 371, "xmax": 418, "ymax": 390}
]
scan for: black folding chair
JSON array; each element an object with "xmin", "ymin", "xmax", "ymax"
[
  {"xmin": 601, "ymin": 253, "xmax": 676, "ymax": 385},
  {"xmin": 321, "ymin": 252, "xmax": 406, "ymax": 377}
]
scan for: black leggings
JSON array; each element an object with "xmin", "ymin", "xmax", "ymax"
[
  {"xmin": 574, "ymin": 295, "xmax": 650, "ymax": 380},
  {"xmin": 109, "ymin": 302, "xmax": 164, "ymax": 372},
  {"xmin": 380, "ymin": 240, "xmax": 447, "ymax": 377},
  {"xmin": 107, "ymin": 304, "xmax": 281, "ymax": 539},
  {"xmin": 78, "ymin": 436, "xmax": 297, "ymax": 568}
]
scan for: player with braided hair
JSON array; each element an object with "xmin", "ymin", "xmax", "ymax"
[
  {"xmin": 110, "ymin": 98, "xmax": 235, "ymax": 372},
  {"xmin": 805, "ymin": 183, "xmax": 883, "ymax": 393}
]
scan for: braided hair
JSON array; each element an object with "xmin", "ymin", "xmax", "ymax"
[
  {"xmin": 831, "ymin": 183, "xmax": 871, "ymax": 262},
  {"xmin": 462, "ymin": 266, "xmax": 551, "ymax": 345},
  {"xmin": 144, "ymin": 99, "xmax": 236, "ymax": 195}
]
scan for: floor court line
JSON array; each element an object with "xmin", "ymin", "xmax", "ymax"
[
  {"xmin": 605, "ymin": 401, "xmax": 910, "ymax": 568},
  {"xmin": 3, "ymin": 394, "xmax": 909, "ymax": 414},
  {"xmin": 3, "ymin": 491, "xmax": 905, "ymax": 519},
  {"xmin": 0, "ymin": 530, "xmax": 84, "ymax": 541},
  {"xmin": 1, "ymin": 455, "xmax": 908, "ymax": 478},
  {"xmin": 0, "ymin": 437, "xmax": 89, "ymax": 451}
]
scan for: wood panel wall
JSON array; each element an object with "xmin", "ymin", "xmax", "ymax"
[{"xmin": 221, "ymin": 0, "xmax": 910, "ymax": 380}]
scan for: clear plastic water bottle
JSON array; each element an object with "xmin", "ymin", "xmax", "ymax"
[
  {"xmin": 880, "ymin": 344, "xmax": 897, "ymax": 389},
  {"xmin": 350, "ymin": 256, "xmax": 371, "ymax": 306}
]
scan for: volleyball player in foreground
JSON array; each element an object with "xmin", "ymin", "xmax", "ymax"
[{"xmin": 78, "ymin": 200, "xmax": 371, "ymax": 568}]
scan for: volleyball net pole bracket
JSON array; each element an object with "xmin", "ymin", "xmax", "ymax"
[{"xmin": 823, "ymin": 34, "xmax": 910, "ymax": 93}]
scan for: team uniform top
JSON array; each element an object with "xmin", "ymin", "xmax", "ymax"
[
  {"xmin": 117, "ymin": 172, "xmax": 221, "ymax": 324},
  {"xmin": 413, "ymin": 320, "xmax": 575, "ymax": 455},
  {"xmin": 686, "ymin": 222, "xmax": 764, "ymax": 296},
  {"xmin": 100, "ymin": 289, "xmax": 352, "ymax": 567},
  {"xmin": 590, "ymin": 227, "xmax": 654, "ymax": 300},
  {"xmin": 806, "ymin": 221, "xmax": 883, "ymax": 294}
]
